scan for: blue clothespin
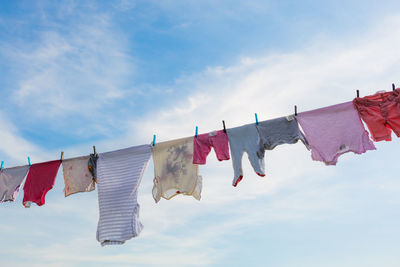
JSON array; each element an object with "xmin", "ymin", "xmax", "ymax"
[
  {"xmin": 0, "ymin": 161, "xmax": 4, "ymax": 170},
  {"xmin": 195, "ymin": 126, "xmax": 198, "ymax": 138},
  {"xmin": 28, "ymin": 157, "xmax": 31, "ymax": 166},
  {"xmin": 255, "ymin": 113, "xmax": 259, "ymax": 125},
  {"xmin": 152, "ymin": 134, "xmax": 156, "ymax": 146}
]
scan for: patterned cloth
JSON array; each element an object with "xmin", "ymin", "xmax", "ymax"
[
  {"xmin": 62, "ymin": 156, "xmax": 95, "ymax": 197},
  {"xmin": 152, "ymin": 136, "xmax": 202, "ymax": 202}
]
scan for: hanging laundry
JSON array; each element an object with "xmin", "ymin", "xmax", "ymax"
[
  {"xmin": 96, "ymin": 145, "xmax": 151, "ymax": 246},
  {"xmin": 152, "ymin": 136, "xmax": 202, "ymax": 202},
  {"xmin": 22, "ymin": 160, "xmax": 61, "ymax": 208},
  {"xmin": 0, "ymin": 165, "xmax": 30, "ymax": 203},
  {"xmin": 88, "ymin": 153, "xmax": 98, "ymax": 183},
  {"xmin": 62, "ymin": 156, "xmax": 95, "ymax": 197},
  {"xmin": 296, "ymin": 101, "xmax": 376, "ymax": 165},
  {"xmin": 193, "ymin": 130, "xmax": 230, "ymax": 164},
  {"xmin": 255, "ymin": 115, "xmax": 310, "ymax": 159},
  {"xmin": 353, "ymin": 88, "xmax": 400, "ymax": 141},
  {"xmin": 227, "ymin": 123, "xmax": 265, "ymax": 187}
]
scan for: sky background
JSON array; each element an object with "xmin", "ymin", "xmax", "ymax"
[{"xmin": 1, "ymin": 0, "xmax": 400, "ymax": 266}]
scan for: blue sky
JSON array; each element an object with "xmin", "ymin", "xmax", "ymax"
[{"xmin": 1, "ymin": 0, "xmax": 400, "ymax": 266}]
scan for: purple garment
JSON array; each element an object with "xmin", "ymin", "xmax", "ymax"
[{"xmin": 296, "ymin": 101, "xmax": 376, "ymax": 165}]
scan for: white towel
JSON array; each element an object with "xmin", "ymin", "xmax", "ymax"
[{"xmin": 96, "ymin": 144, "xmax": 151, "ymax": 246}]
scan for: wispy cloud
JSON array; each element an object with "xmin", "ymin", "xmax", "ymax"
[
  {"xmin": 16, "ymin": 20, "xmax": 128, "ymax": 111},
  {"xmin": 0, "ymin": 2, "xmax": 136, "ymax": 137}
]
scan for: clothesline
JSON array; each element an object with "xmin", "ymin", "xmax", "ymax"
[
  {"xmin": 0, "ymin": 83, "xmax": 397, "ymax": 169},
  {"xmin": 1, "ymin": 83, "xmax": 399, "ymax": 245}
]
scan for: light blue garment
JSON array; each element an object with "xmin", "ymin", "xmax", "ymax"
[
  {"xmin": 96, "ymin": 144, "xmax": 151, "ymax": 246},
  {"xmin": 227, "ymin": 123, "xmax": 265, "ymax": 186}
]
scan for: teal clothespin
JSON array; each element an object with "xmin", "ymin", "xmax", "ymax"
[
  {"xmin": 0, "ymin": 161, "xmax": 4, "ymax": 170},
  {"xmin": 195, "ymin": 126, "xmax": 198, "ymax": 138},
  {"xmin": 152, "ymin": 134, "xmax": 156, "ymax": 146},
  {"xmin": 255, "ymin": 113, "xmax": 259, "ymax": 125},
  {"xmin": 28, "ymin": 157, "xmax": 31, "ymax": 166}
]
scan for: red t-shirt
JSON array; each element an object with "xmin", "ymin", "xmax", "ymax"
[{"xmin": 23, "ymin": 160, "xmax": 61, "ymax": 207}]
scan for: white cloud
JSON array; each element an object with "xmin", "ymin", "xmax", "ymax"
[
  {"xmin": 131, "ymin": 15, "xmax": 400, "ymax": 143},
  {"xmin": 1, "ymin": 5, "xmax": 134, "ymax": 126},
  {"xmin": 113, "ymin": 0, "xmax": 136, "ymax": 11}
]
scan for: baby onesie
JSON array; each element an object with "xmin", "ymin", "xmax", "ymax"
[{"xmin": 227, "ymin": 123, "xmax": 265, "ymax": 186}]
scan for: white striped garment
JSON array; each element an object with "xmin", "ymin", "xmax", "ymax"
[{"xmin": 96, "ymin": 144, "xmax": 151, "ymax": 246}]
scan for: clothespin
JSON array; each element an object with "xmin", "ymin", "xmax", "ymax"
[
  {"xmin": 60, "ymin": 151, "xmax": 64, "ymax": 161},
  {"xmin": 27, "ymin": 157, "xmax": 31, "ymax": 166},
  {"xmin": 91, "ymin": 145, "xmax": 98, "ymax": 184},
  {"xmin": 222, "ymin": 120, "xmax": 226, "ymax": 133},
  {"xmin": 0, "ymin": 161, "xmax": 4, "ymax": 170},
  {"xmin": 356, "ymin": 90, "xmax": 360, "ymax": 98},
  {"xmin": 255, "ymin": 113, "xmax": 259, "ymax": 125},
  {"xmin": 392, "ymin": 83, "xmax": 396, "ymax": 91},
  {"xmin": 294, "ymin": 105, "xmax": 298, "ymax": 116},
  {"xmin": 195, "ymin": 126, "xmax": 198, "ymax": 138},
  {"xmin": 152, "ymin": 134, "xmax": 156, "ymax": 146}
]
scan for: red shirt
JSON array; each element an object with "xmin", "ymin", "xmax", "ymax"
[{"xmin": 23, "ymin": 160, "xmax": 61, "ymax": 207}]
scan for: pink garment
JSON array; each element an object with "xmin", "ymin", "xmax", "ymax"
[
  {"xmin": 193, "ymin": 130, "xmax": 230, "ymax": 164},
  {"xmin": 23, "ymin": 160, "xmax": 61, "ymax": 208},
  {"xmin": 296, "ymin": 101, "xmax": 376, "ymax": 165}
]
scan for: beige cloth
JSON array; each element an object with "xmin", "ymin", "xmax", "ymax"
[
  {"xmin": 62, "ymin": 156, "xmax": 95, "ymax": 197},
  {"xmin": 152, "ymin": 136, "xmax": 202, "ymax": 202}
]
